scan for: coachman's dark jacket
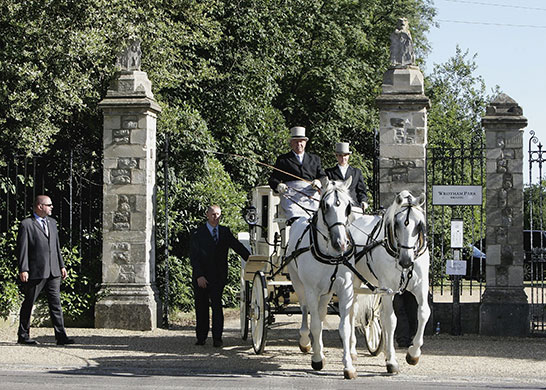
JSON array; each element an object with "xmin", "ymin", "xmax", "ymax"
[{"xmin": 268, "ymin": 151, "xmax": 326, "ymax": 191}]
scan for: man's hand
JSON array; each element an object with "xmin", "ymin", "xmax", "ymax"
[
  {"xmin": 197, "ymin": 276, "xmax": 208, "ymax": 288},
  {"xmin": 311, "ymin": 179, "xmax": 322, "ymax": 190},
  {"xmin": 19, "ymin": 271, "xmax": 28, "ymax": 283},
  {"xmin": 276, "ymin": 183, "xmax": 288, "ymax": 194},
  {"xmin": 61, "ymin": 268, "xmax": 68, "ymax": 280},
  {"xmin": 361, "ymin": 201, "xmax": 369, "ymax": 211}
]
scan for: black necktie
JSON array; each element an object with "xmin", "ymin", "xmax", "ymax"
[{"xmin": 212, "ymin": 227, "xmax": 218, "ymax": 243}]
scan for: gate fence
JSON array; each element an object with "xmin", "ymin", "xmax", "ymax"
[
  {"xmin": 526, "ymin": 130, "xmax": 546, "ymax": 334},
  {"xmin": 0, "ymin": 149, "xmax": 102, "ymax": 319},
  {"xmin": 426, "ymin": 141, "xmax": 486, "ymax": 303}
]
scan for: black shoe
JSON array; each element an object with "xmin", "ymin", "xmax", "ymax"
[
  {"xmin": 195, "ymin": 340, "xmax": 205, "ymax": 346},
  {"xmin": 57, "ymin": 337, "xmax": 75, "ymax": 345},
  {"xmin": 213, "ymin": 339, "xmax": 223, "ymax": 348},
  {"xmin": 17, "ymin": 337, "xmax": 37, "ymax": 345}
]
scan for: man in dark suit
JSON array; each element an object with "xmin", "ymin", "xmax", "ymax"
[
  {"xmin": 190, "ymin": 205, "xmax": 250, "ymax": 347},
  {"xmin": 16, "ymin": 195, "xmax": 74, "ymax": 345},
  {"xmin": 268, "ymin": 126, "xmax": 326, "ymax": 220},
  {"xmin": 325, "ymin": 142, "xmax": 369, "ymax": 210}
]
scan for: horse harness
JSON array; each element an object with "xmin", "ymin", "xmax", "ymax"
[
  {"xmin": 353, "ymin": 202, "xmax": 428, "ymax": 294},
  {"xmin": 278, "ymin": 193, "xmax": 427, "ymax": 296},
  {"xmin": 278, "ymin": 188, "xmax": 356, "ymax": 294}
]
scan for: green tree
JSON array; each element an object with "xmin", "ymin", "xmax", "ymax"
[
  {"xmin": 426, "ymin": 46, "xmax": 497, "ymax": 147},
  {"xmin": 1, "ymin": 0, "xmax": 437, "ymax": 316}
]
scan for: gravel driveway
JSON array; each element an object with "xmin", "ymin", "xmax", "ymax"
[{"xmin": 0, "ymin": 311, "xmax": 545, "ymax": 388}]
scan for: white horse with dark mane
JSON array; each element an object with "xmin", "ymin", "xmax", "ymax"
[
  {"xmin": 350, "ymin": 190, "xmax": 430, "ymax": 374},
  {"xmin": 285, "ymin": 176, "xmax": 358, "ymax": 379}
]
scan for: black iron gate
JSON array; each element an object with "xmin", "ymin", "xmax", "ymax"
[
  {"xmin": 526, "ymin": 130, "xmax": 546, "ymax": 334},
  {"xmin": 1, "ymin": 152, "xmax": 102, "ymax": 254},
  {"xmin": 0, "ymin": 150, "xmax": 102, "ymax": 321},
  {"xmin": 426, "ymin": 141, "xmax": 486, "ymax": 307}
]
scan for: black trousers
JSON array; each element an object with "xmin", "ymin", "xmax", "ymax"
[
  {"xmin": 393, "ymin": 291, "xmax": 418, "ymax": 345},
  {"xmin": 193, "ymin": 281, "xmax": 224, "ymax": 342},
  {"xmin": 18, "ymin": 276, "xmax": 67, "ymax": 340}
]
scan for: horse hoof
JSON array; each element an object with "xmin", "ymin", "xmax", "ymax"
[
  {"xmin": 386, "ymin": 363, "xmax": 399, "ymax": 374},
  {"xmin": 299, "ymin": 343, "xmax": 311, "ymax": 353},
  {"xmin": 406, "ymin": 353, "xmax": 419, "ymax": 365},
  {"xmin": 311, "ymin": 359, "xmax": 324, "ymax": 371},
  {"xmin": 344, "ymin": 369, "xmax": 357, "ymax": 379}
]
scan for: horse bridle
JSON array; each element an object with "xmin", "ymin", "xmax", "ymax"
[
  {"xmin": 319, "ymin": 189, "xmax": 352, "ymax": 233},
  {"xmin": 386, "ymin": 202, "xmax": 427, "ymax": 258},
  {"xmin": 309, "ymin": 188, "xmax": 356, "ymax": 265}
]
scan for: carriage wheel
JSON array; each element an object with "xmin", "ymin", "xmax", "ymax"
[
  {"xmin": 363, "ymin": 294, "xmax": 383, "ymax": 356},
  {"xmin": 240, "ymin": 279, "xmax": 250, "ymax": 340},
  {"xmin": 250, "ymin": 271, "xmax": 268, "ymax": 354}
]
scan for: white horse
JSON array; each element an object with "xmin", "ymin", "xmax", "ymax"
[
  {"xmin": 350, "ymin": 190, "xmax": 430, "ymax": 374},
  {"xmin": 285, "ymin": 176, "xmax": 358, "ymax": 379}
]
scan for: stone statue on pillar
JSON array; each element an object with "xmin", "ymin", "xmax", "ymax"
[
  {"xmin": 390, "ymin": 18, "xmax": 415, "ymax": 68},
  {"xmin": 116, "ymin": 39, "xmax": 142, "ymax": 71}
]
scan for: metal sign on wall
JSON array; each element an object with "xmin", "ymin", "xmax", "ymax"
[{"xmin": 432, "ymin": 185, "xmax": 483, "ymax": 205}]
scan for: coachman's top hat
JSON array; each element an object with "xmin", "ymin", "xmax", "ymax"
[
  {"xmin": 334, "ymin": 142, "xmax": 352, "ymax": 155},
  {"xmin": 290, "ymin": 126, "xmax": 308, "ymax": 141}
]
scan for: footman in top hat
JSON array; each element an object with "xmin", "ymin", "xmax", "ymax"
[{"xmin": 325, "ymin": 142, "xmax": 369, "ymax": 210}]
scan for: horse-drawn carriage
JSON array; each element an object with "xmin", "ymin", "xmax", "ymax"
[{"xmin": 239, "ymin": 180, "xmax": 430, "ymax": 378}]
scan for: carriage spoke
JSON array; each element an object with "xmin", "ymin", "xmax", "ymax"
[{"xmin": 250, "ymin": 271, "xmax": 267, "ymax": 354}]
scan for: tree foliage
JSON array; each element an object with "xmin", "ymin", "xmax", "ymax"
[
  {"xmin": 1, "ymin": 0, "xmax": 437, "ymax": 316},
  {"xmin": 426, "ymin": 46, "xmax": 497, "ymax": 147}
]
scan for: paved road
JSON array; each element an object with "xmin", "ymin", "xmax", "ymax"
[{"xmin": 0, "ymin": 314, "xmax": 545, "ymax": 389}]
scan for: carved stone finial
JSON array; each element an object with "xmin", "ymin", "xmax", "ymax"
[
  {"xmin": 390, "ymin": 18, "xmax": 415, "ymax": 68},
  {"xmin": 116, "ymin": 39, "xmax": 142, "ymax": 71},
  {"xmin": 485, "ymin": 93, "xmax": 524, "ymax": 116}
]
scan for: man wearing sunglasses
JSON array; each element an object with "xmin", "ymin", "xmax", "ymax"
[{"xmin": 16, "ymin": 195, "xmax": 74, "ymax": 346}]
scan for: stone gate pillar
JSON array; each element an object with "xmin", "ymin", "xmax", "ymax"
[
  {"xmin": 376, "ymin": 18, "xmax": 429, "ymax": 207},
  {"xmin": 95, "ymin": 40, "xmax": 162, "ymax": 330},
  {"xmin": 480, "ymin": 93, "xmax": 528, "ymax": 336}
]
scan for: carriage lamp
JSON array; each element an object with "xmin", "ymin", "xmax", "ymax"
[{"xmin": 243, "ymin": 206, "xmax": 258, "ymax": 226}]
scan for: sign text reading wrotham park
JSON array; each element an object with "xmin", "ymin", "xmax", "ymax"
[{"xmin": 432, "ymin": 185, "xmax": 483, "ymax": 206}]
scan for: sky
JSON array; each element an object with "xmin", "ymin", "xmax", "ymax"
[{"xmin": 424, "ymin": 0, "xmax": 546, "ymax": 183}]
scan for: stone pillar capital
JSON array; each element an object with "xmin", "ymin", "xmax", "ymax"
[
  {"xmin": 98, "ymin": 71, "xmax": 162, "ymax": 114},
  {"xmin": 381, "ymin": 67, "xmax": 426, "ymax": 95},
  {"xmin": 481, "ymin": 93, "xmax": 527, "ymax": 130}
]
